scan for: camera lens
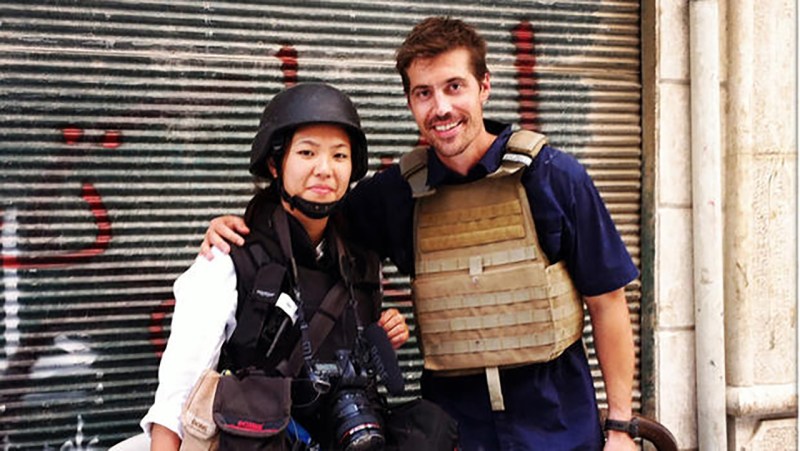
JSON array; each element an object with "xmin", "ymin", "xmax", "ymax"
[{"xmin": 331, "ymin": 389, "xmax": 384, "ymax": 451}]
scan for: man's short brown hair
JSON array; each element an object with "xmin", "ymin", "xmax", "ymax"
[{"xmin": 395, "ymin": 17, "xmax": 488, "ymax": 95}]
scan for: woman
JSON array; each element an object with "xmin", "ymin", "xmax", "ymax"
[{"xmin": 140, "ymin": 83, "xmax": 409, "ymax": 450}]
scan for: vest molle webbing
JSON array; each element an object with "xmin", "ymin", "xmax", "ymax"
[{"xmin": 403, "ymin": 130, "xmax": 585, "ymax": 376}]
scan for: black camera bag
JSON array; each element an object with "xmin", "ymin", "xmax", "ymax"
[
  {"xmin": 384, "ymin": 398, "xmax": 458, "ymax": 451},
  {"xmin": 212, "ymin": 371, "xmax": 292, "ymax": 450}
]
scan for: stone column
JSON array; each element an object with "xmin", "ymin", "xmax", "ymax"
[
  {"xmin": 641, "ymin": 0, "xmax": 700, "ymax": 448},
  {"xmin": 724, "ymin": 0, "xmax": 797, "ymax": 448}
]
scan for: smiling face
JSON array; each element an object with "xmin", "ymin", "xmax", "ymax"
[
  {"xmin": 271, "ymin": 123, "xmax": 353, "ymax": 217},
  {"xmin": 406, "ymin": 47, "xmax": 495, "ymax": 172}
]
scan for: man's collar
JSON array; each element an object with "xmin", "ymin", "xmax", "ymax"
[
  {"xmin": 426, "ymin": 120, "xmax": 513, "ymax": 187},
  {"xmin": 479, "ymin": 120, "xmax": 514, "ymax": 173}
]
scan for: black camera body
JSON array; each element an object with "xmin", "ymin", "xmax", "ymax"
[
  {"xmin": 310, "ymin": 319, "xmax": 406, "ymax": 451},
  {"xmin": 312, "ymin": 342, "xmax": 386, "ymax": 451}
]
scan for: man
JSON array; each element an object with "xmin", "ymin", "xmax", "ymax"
[{"xmin": 203, "ymin": 17, "xmax": 638, "ymax": 450}]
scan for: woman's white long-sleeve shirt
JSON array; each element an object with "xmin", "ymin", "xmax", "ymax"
[{"xmin": 140, "ymin": 247, "xmax": 239, "ymax": 438}]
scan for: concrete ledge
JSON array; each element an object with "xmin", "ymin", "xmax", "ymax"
[{"xmin": 726, "ymin": 384, "xmax": 798, "ymax": 417}]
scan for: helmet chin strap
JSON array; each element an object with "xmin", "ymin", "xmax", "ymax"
[{"xmin": 278, "ymin": 180, "xmax": 339, "ymax": 220}]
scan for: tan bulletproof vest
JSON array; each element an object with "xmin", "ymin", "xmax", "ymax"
[{"xmin": 401, "ymin": 130, "xmax": 585, "ymax": 381}]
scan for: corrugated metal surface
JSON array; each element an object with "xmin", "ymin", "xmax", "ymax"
[{"xmin": 0, "ymin": 1, "xmax": 641, "ymax": 447}]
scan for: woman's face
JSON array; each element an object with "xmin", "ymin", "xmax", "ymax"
[{"xmin": 272, "ymin": 123, "xmax": 353, "ymax": 210}]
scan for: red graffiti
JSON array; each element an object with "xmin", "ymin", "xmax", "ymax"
[
  {"xmin": 1, "ymin": 182, "xmax": 111, "ymax": 269},
  {"xmin": 512, "ymin": 20, "xmax": 539, "ymax": 131},
  {"xmin": 102, "ymin": 130, "xmax": 122, "ymax": 149},
  {"xmin": 62, "ymin": 126, "xmax": 84, "ymax": 145},
  {"xmin": 149, "ymin": 299, "xmax": 176, "ymax": 358},
  {"xmin": 276, "ymin": 45, "xmax": 298, "ymax": 87},
  {"xmin": 61, "ymin": 126, "xmax": 123, "ymax": 148}
]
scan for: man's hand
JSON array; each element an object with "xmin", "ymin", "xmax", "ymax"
[
  {"xmin": 604, "ymin": 430, "xmax": 637, "ymax": 450},
  {"xmin": 200, "ymin": 215, "xmax": 249, "ymax": 259},
  {"xmin": 378, "ymin": 308, "xmax": 410, "ymax": 349}
]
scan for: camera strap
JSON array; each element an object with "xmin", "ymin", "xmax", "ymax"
[
  {"xmin": 272, "ymin": 207, "xmax": 355, "ymax": 380},
  {"xmin": 275, "ymin": 281, "xmax": 349, "ymax": 378}
]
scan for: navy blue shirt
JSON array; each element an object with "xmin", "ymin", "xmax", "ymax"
[{"xmin": 344, "ymin": 120, "xmax": 638, "ymax": 450}]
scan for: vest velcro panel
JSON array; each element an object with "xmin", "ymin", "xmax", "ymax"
[{"xmin": 412, "ymin": 167, "xmax": 584, "ymax": 372}]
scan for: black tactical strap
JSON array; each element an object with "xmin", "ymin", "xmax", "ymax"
[
  {"xmin": 225, "ymin": 205, "xmax": 358, "ymax": 378},
  {"xmin": 223, "ymin": 230, "xmax": 282, "ymax": 371},
  {"xmin": 272, "ymin": 207, "xmax": 352, "ymax": 378},
  {"xmin": 275, "ymin": 281, "xmax": 349, "ymax": 377},
  {"xmin": 272, "ymin": 207, "xmax": 295, "ymax": 268},
  {"xmin": 230, "ymin": 233, "xmax": 273, "ymax": 302}
]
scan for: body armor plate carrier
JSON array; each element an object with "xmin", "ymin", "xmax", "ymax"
[{"xmin": 400, "ymin": 130, "xmax": 585, "ymax": 409}]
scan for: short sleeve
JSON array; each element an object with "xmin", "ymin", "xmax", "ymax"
[{"xmin": 523, "ymin": 146, "xmax": 638, "ymax": 296}]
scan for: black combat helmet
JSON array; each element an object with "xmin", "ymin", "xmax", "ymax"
[{"xmin": 250, "ymin": 83, "xmax": 368, "ymax": 182}]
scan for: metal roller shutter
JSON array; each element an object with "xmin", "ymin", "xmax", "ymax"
[{"xmin": 0, "ymin": 1, "xmax": 641, "ymax": 446}]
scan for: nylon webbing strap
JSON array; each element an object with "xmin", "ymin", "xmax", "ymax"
[
  {"xmin": 276, "ymin": 281, "xmax": 349, "ymax": 377},
  {"xmin": 248, "ymin": 240, "xmax": 271, "ymax": 269},
  {"xmin": 417, "ymin": 201, "xmax": 525, "ymax": 252},
  {"xmin": 415, "ymin": 286, "xmax": 563, "ymax": 313},
  {"xmin": 418, "ymin": 302, "xmax": 580, "ymax": 333},
  {"xmin": 424, "ymin": 315, "xmax": 583, "ymax": 356},
  {"xmin": 272, "ymin": 207, "xmax": 351, "ymax": 378},
  {"xmin": 416, "ymin": 246, "xmax": 536, "ymax": 275},
  {"xmin": 420, "ymin": 224, "xmax": 525, "ymax": 254},
  {"xmin": 418, "ymin": 199, "xmax": 522, "ymax": 228},
  {"xmin": 414, "ymin": 262, "xmax": 574, "ymax": 303},
  {"xmin": 486, "ymin": 367, "xmax": 505, "ymax": 411},
  {"xmin": 272, "ymin": 207, "xmax": 294, "ymax": 266}
]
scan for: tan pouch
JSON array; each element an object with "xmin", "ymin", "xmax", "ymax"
[{"xmin": 179, "ymin": 368, "xmax": 221, "ymax": 451}]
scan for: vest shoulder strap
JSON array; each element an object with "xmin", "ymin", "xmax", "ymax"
[
  {"xmin": 487, "ymin": 129, "xmax": 548, "ymax": 178},
  {"xmin": 399, "ymin": 130, "xmax": 549, "ymax": 190},
  {"xmin": 229, "ymin": 231, "xmax": 281, "ymax": 317},
  {"xmin": 505, "ymin": 129, "xmax": 548, "ymax": 162},
  {"xmin": 219, "ymin": 234, "xmax": 282, "ymax": 372},
  {"xmin": 399, "ymin": 145, "xmax": 435, "ymax": 198}
]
